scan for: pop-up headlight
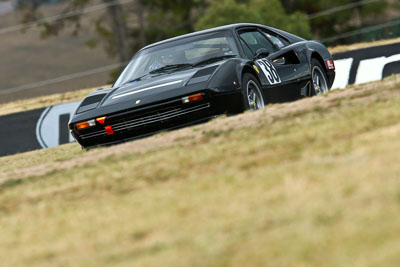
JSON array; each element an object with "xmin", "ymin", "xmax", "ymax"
[{"xmin": 76, "ymin": 93, "xmax": 106, "ymax": 113}]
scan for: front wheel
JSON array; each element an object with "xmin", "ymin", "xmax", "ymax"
[
  {"xmin": 311, "ymin": 58, "xmax": 329, "ymax": 95},
  {"xmin": 242, "ymin": 73, "xmax": 265, "ymax": 111}
]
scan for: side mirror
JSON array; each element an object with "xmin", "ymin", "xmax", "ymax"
[
  {"xmin": 273, "ymin": 57, "xmax": 286, "ymax": 65},
  {"xmin": 253, "ymin": 48, "xmax": 270, "ymax": 60}
]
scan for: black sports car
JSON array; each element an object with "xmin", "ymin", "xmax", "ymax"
[{"xmin": 69, "ymin": 23, "xmax": 335, "ymax": 148}]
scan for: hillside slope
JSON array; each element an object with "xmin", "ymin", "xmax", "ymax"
[
  {"xmin": 1, "ymin": 76, "xmax": 400, "ymax": 266},
  {"xmin": 0, "ymin": 3, "xmax": 117, "ymax": 104}
]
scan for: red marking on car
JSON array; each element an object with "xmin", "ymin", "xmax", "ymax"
[
  {"xmin": 105, "ymin": 125, "xmax": 114, "ymax": 135},
  {"xmin": 326, "ymin": 59, "xmax": 335, "ymax": 70},
  {"xmin": 96, "ymin": 116, "xmax": 106, "ymax": 124}
]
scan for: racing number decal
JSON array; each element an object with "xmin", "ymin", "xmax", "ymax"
[{"xmin": 256, "ymin": 59, "xmax": 281, "ymax": 85}]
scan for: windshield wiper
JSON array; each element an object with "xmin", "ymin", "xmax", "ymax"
[
  {"xmin": 193, "ymin": 55, "xmax": 237, "ymax": 67},
  {"xmin": 121, "ymin": 72, "xmax": 152, "ymax": 86},
  {"xmin": 149, "ymin": 63, "xmax": 193, "ymax": 74}
]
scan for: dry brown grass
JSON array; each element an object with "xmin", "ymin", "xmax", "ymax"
[
  {"xmin": 328, "ymin": 37, "xmax": 400, "ymax": 54},
  {"xmin": 0, "ymin": 75, "xmax": 400, "ymax": 266},
  {"xmin": 0, "ymin": 85, "xmax": 110, "ymax": 116}
]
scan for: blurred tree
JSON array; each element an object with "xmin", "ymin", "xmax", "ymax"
[
  {"xmin": 195, "ymin": 0, "xmax": 312, "ymax": 39},
  {"xmin": 20, "ymin": 0, "xmax": 206, "ymax": 65},
  {"xmin": 20, "ymin": 0, "xmax": 133, "ymax": 64},
  {"xmin": 280, "ymin": 0, "xmax": 389, "ymax": 42},
  {"xmin": 136, "ymin": 0, "xmax": 206, "ymax": 51}
]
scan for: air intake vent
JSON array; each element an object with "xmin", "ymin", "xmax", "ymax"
[
  {"xmin": 77, "ymin": 94, "xmax": 106, "ymax": 114},
  {"xmin": 191, "ymin": 65, "xmax": 219, "ymax": 78},
  {"xmin": 81, "ymin": 94, "xmax": 106, "ymax": 106},
  {"xmin": 187, "ymin": 65, "xmax": 219, "ymax": 85}
]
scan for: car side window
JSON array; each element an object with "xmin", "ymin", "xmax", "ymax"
[
  {"xmin": 240, "ymin": 39, "xmax": 254, "ymax": 59},
  {"xmin": 260, "ymin": 30, "xmax": 289, "ymax": 49},
  {"xmin": 239, "ymin": 30, "xmax": 277, "ymax": 58}
]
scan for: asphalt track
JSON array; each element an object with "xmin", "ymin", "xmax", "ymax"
[{"xmin": 0, "ymin": 108, "xmax": 44, "ymax": 156}]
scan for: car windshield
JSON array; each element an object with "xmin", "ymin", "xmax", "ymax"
[{"xmin": 113, "ymin": 30, "xmax": 239, "ymax": 88}]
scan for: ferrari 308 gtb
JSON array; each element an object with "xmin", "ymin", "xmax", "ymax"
[{"xmin": 69, "ymin": 23, "xmax": 335, "ymax": 148}]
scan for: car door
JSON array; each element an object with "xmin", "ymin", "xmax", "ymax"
[{"xmin": 238, "ymin": 28, "xmax": 306, "ymax": 103}]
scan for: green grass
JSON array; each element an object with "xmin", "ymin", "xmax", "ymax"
[{"xmin": 1, "ymin": 75, "xmax": 400, "ymax": 266}]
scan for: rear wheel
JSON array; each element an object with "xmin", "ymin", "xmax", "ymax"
[
  {"xmin": 311, "ymin": 58, "xmax": 329, "ymax": 95},
  {"xmin": 242, "ymin": 73, "xmax": 265, "ymax": 111}
]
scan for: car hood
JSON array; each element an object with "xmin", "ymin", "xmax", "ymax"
[{"xmin": 101, "ymin": 65, "xmax": 217, "ymax": 108}]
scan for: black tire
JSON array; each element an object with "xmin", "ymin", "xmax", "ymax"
[
  {"xmin": 310, "ymin": 58, "xmax": 329, "ymax": 96},
  {"xmin": 242, "ymin": 73, "xmax": 265, "ymax": 111}
]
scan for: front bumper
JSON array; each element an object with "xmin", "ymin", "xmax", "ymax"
[{"xmin": 70, "ymin": 90, "xmax": 242, "ymax": 148}]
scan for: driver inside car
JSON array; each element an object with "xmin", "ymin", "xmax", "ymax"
[{"xmin": 149, "ymin": 53, "xmax": 176, "ymax": 71}]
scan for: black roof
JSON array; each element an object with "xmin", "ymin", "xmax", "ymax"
[
  {"xmin": 141, "ymin": 23, "xmax": 246, "ymax": 51},
  {"xmin": 140, "ymin": 23, "xmax": 303, "ymax": 52}
]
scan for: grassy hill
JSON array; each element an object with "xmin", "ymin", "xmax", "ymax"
[{"xmin": 1, "ymin": 75, "xmax": 400, "ymax": 266}]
